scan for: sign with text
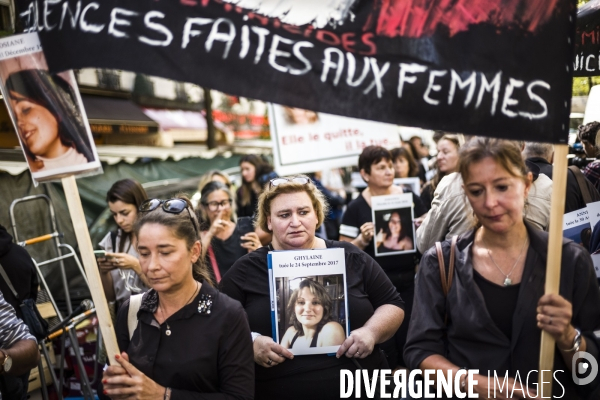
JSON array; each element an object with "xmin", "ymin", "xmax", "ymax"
[
  {"xmin": 575, "ymin": 0, "xmax": 600, "ymax": 77},
  {"xmin": 563, "ymin": 208, "xmax": 591, "ymax": 246},
  {"xmin": 269, "ymin": 104, "xmax": 400, "ymax": 176},
  {"xmin": 372, "ymin": 193, "xmax": 416, "ymax": 257},
  {"xmin": 16, "ymin": 0, "xmax": 574, "ymax": 143},
  {"xmin": 267, "ymin": 248, "xmax": 349, "ymax": 355}
]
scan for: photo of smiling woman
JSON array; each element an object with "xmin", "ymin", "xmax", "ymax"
[
  {"xmin": 375, "ymin": 209, "xmax": 414, "ymax": 254},
  {"xmin": 280, "ymin": 278, "xmax": 346, "ymax": 350},
  {"xmin": 2, "ymin": 67, "xmax": 98, "ymax": 179}
]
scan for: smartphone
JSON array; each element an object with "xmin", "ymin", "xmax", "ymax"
[
  {"xmin": 94, "ymin": 250, "xmax": 115, "ymax": 261},
  {"xmin": 237, "ymin": 217, "xmax": 255, "ymax": 236}
]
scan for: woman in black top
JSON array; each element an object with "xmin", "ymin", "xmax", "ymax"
[
  {"xmin": 405, "ymin": 137, "xmax": 600, "ymax": 398},
  {"xmin": 220, "ymin": 176, "xmax": 404, "ymax": 399},
  {"xmin": 199, "ymin": 181, "xmax": 262, "ymax": 282},
  {"xmin": 237, "ymin": 155, "xmax": 273, "ymax": 218},
  {"xmin": 339, "ymin": 145, "xmax": 426, "ymax": 368},
  {"xmin": 103, "ymin": 197, "xmax": 254, "ymax": 399}
]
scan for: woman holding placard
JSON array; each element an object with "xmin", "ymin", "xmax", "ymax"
[
  {"xmin": 339, "ymin": 145, "xmax": 426, "ymax": 369},
  {"xmin": 103, "ymin": 197, "xmax": 254, "ymax": 399},
  {"xmin": 220, "ymin": 176, "xmax": 404, "ymax": 399},
  {"xmin": 405, "ymin": 137, "xmax": 600, "ymax": 398}
]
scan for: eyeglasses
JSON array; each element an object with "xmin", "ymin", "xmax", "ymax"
[
  {"xmin": 139, "ymin": 198, "xmax": 199, "ymax": 236},
  {"xmin": 269, "ymin": 177, "xmax": 311, "ymax": 188},
  {"xmin": 203, "ymin": 199, "xmax": 232, "ymax": 212}
]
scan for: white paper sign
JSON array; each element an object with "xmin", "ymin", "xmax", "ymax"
[
  {"xmin": 269, "ymin": 104, "xmax": 401, "ymax": 176},
  {"xmin": 371, "ymin": 193, "xmax": 416, "ymax": 256},
  {"xmin": 563, "ymin": 208, "xmax": 591, "ymax": 245},
  {"xmin": 587, "ymin": 201, "xmax": 600, "ymax": 232},
  {"xmin": 268, "ymin": 248, "xmax": 348, "ymax": 355}
]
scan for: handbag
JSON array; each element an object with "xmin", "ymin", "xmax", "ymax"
[
  {"xmin": 435, "ymin": 235, "xmax": 458, "ymax": 323},
  {"xmin": 0, "ymin": 262, "xmax": 49, "ymax": 341}
]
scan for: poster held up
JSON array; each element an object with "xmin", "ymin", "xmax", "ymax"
[
  {"xmin": 268, "ymin": 248, "xmax": 349, "ymax": 355},
  {"xmin": 0, "ymin": 32, "xmax": 101, "ymax": 185},
  {"xmin": 371, "ymin": 193, "xmax": 416, "ymax": 257}
]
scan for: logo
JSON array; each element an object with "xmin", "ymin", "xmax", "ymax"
[{"xmin": 572, "ymin": 351, "xmax": 599, "ymax": 386}]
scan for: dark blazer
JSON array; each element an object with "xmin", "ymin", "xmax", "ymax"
[{"xmin": 405, "ymin": 222, "xmax": 600, "ymax": 399}]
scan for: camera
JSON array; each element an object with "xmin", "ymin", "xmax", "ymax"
[{"xmin": 569, "ymin": 156, "xmax": 596, "ymax": 169}]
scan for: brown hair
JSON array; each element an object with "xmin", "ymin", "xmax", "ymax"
[
  {"xmin": 239, "ymin": 154, "xmax": 271, "ymax": 208},
  {"xmin": 458, "ymin": 137, "xmax": 528, "ymax": 184},
  {"xmin": 106, "ymin": 179, "xmax": 148, "ymax": 253},
  {"xmin": 255, "ymin": 176, "xmax": 329, "ymax": 233},
  {"xmin": 133, "ymin": 196, "xmax": 213, "ymax": 286},
  {"xmin": 286, "ymin": 279, "xmax": 334, "ymax": 335},
  {"xmin": 358, "ymin": 146, "xmax": 392, "ymax": 174},
  {"xmin": 391, "ymin": 147, "xmax": 419, "ymax": 178}
]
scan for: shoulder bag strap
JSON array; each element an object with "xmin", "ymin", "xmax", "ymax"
[
  {"xmin": 0, "ymin": 262, "xmax": 19, "ymax": 300},
  {"xmin": 127, "ymin": 293, "xmax": 144, "ymax": 340},
  {"xmin": 207, "ymin": 246, "xmax": 222, "ymax": 283},
  {"xmin": 446, "ymin": 235, "xmax": 458, "ymax": 293},
  {"xmin": 569, "ymin": 165, "xmax": 593, "ymax": 205},
  {"xmin": 435, "ymin": 242, "xmax": 448, "ymax": 296}
]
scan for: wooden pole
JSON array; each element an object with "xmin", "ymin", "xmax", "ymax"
[
  {"xmin": 62, "ymin": 175, "xmax": 120, "ymax": 366},
  {"xmin": 538, "ymin": 144, "xmax": 569, "ymax": 396}
]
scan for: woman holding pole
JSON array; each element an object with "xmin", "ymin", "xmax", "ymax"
[{"xmin": 405, "ymin": 137, "xmax": 600, "ymax": 398}]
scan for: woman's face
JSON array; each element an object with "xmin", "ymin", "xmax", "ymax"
[
  {"xmin": 294, "ymin": 287, "xmax": 324, "ymax": 328},
  {"xmin": 388, "ymin": 212, "xmax": 402, "ymax": 236},
  {"xmin": 203, "ymin": 189, "xmax": 232, "ymax": 222},
  {"xmin": 464, "ymin": 157, "xmax": 531, "ymax": 234},
  {"xmin": 240, "ymin": 162, "xmax": 256, "ymax": 183},
  {"xmin": 108, "ymin": 201, "xmax": 138, "ymax": 234},
  {"xmin": 268, "ymin": 191, "xmax": 318, "ymax": 250},
  {"xmin": 363, "ymin": 159, "xmax": 394, "ymax": 189},
  {"xmin": 393, "ymin": 156, "xmax": 410, "ymax": 178},
  {"xmin": 10, "ymin": 91, "xmax": 63, "ymax": 159},
  {"xmin": 137, "ymin": 223, "xmax": 200, "ymax": 292},
  {"xmin": 436, "ymin": 139, "xmax": 459, "ymax": 174}
]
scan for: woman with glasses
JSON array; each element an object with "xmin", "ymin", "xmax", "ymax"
[
  {"xmin": 199, "ymin": 181, "xmax": 262, "ymax": 282},
  {"xmin": 221, "ymin": 176, "xmax": 404, "ymax": 399},
  {"xmin": 98, "ymin": 179, "xmax": 150, "ymax": 306},
  {"xmin": 103, "ymin": 197, "xmax": 254, "ymax": 399}
]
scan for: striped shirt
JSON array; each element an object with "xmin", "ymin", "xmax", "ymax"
[{"xmin": 0, "ymin": 290, "xmax": 36, "ymax": 399}]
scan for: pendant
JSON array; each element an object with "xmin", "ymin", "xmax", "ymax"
[
  {"xmin": 503, "ymin": 277, "xmax": 512, "ymax": 286},
  {"xmin": 166, "ymin": 327, "xmax": 172, "ymax": 336}
]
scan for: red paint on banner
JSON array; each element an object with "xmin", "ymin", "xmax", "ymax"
[{"xmin": 375, "ymin": 0, "xmax": 560, "ymax": 38}]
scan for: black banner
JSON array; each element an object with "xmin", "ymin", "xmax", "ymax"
[
  {"xmin": 16, "ymin": 0, "xmax": 576, "ymax": 143},
  {"xmin": 575, "ymin": 0, "xmax": 600, "ymax": 77}
]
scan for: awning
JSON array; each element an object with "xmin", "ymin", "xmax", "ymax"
[{"xmin": 81, "ymin": 95, "xmax": 160, "ymax": 135}]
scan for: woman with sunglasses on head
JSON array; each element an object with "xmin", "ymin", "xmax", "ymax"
[
  {"xmin": 98, "ymin": 179, "xmax": 150, "ymax": 306},
  {"xmin": 221, "ymin": 176, "xmax": 404, "ymax": 399},
  {"xmin": 405, "ymin": 138, "xmax": 600, "ymax": 398},
  {"xmin": 103, "ymin": 197, "xmax": 254, "ymax": 399},
  {"xmin": 199, "ymin": 181, "xmax": 262, "ymax": 282}
]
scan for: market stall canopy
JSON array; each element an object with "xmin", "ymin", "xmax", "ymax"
[
  {"xmin": 16, "ymin": 0, "xmax": 574, "ymax": 143},
  {"xmin": 81, "ymin": 95, "xmax": 159, "ymax": 135}
]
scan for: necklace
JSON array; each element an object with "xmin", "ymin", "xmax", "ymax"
[
  {"xmin": 158, "ymin": 282, "xmax": 199, "ymax": 336},
  {"xmin": 485, "ymin": 237, "xmax": 528, "ymax": 286}
]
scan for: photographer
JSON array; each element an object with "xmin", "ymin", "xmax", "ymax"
[{"xmin": 579, "ymin": 122, "xmax": 600, "ymax": 192}]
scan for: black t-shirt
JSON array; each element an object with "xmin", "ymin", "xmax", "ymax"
[
  {"xmin": 473, "ymin": 270, "xmax": 520, "ymax": 340},
  {"xmin": 206, "ymin": 225, "xmax": 248, "ymax": 279},
  {"xmin": 117, "ymin": 282, "xmax": 254, "ymax": 399},
  {"xmin": 220, "ymin": 240, "xmax": 404, "ymax": 399},
  {"xmin": 340, "ymin": 194, "xmax": 424, "ymax": 285},
  {"xmin": 236, "ymin": 186, "xmax": 258, "ymax": 218}
]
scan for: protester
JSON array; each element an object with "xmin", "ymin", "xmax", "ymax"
[
  {"xmin": 403, "ymin": 139, "xmax": 428, "ymax": 183},
  {"xmin": 199, "ymin": 181, "xmax": 262, "ymax": 282},
  {"xmin": 6, "ymin": 70, "xmax": 94, "ymax": 172},
  {"xmin": 416, "ymin": 148, "xmax": 552, "ymax": 254},
  {"xmin": 220, "ymin": 176, "xmax": 404, "ymax": 399},
  {"xmin": 0, "ymin": 225, "xmax": 39, "ymax": 399},
  {"xmin": 0, "ymin": 290, "xmax": 39, "ymax": 399},
  {"xmin": 198, "ymin": 169, "xmax": 233, "ymax": 194},
  {"xmin": 580, "ymin": 122, "xmax": 600, "ymax": 192},
  {"xmin": 523, "ymin": 142, "xmax": 600, "ymax": 213},
  {"xmin": 339, "ymin": 146, "xmax": 425, "ymax": 368},
  {"xmin": 237, "ymin": 154, "xmax": 275, "ymax": 218},
  {"xmin": 405, "ymin": 137, "xmax": 600, "ymax": 398},
  {"xmin": 391, "ymin": 147, "xmax": 420, "ymax": 179},
  {"xmin": 103, "ymin": 197, "xmax": 254, "ymax": 399},
  {"xmin": 280, "ymin": 279, "xmax": 346, "ymax": 350},
  {"xmin": 420, "ymin": 134, "xmax": 462, "ymax": 211},
  {"xmin": 310, "ymin": 171, "xmax": 346, "ymax": 240},
  {"xmin": 98, "ymin": 179, "xmax": 150, "ymax": 305}
]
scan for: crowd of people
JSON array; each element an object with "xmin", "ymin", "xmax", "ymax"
[{"xmin": 3, "ymin": 127, "xmax": 600, "ymax": 399}]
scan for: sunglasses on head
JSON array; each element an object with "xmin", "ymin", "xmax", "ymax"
[
  {"xmin": 139, "ymin": 198, "xmax": 199, "ymax": 236},
  {"xmin": 269, "ymin": 176, "xmax": 311, "ymax": 188}
]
